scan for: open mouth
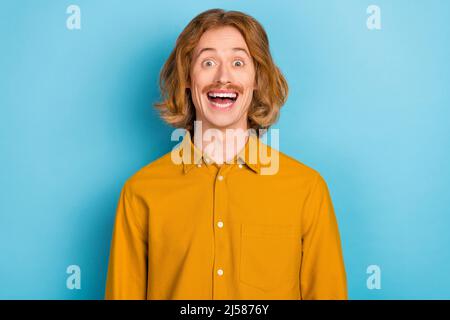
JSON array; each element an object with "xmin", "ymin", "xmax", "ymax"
[{"xmin": 206, "ymin": 91, "xmax": 239, "ymax": 109}]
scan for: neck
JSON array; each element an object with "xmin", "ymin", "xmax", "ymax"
[{"xmin": 193, "ymin": 121, "xmax": 249, "ymax": 165}]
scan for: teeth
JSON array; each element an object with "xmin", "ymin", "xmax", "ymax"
[
  {"xmin": 210, "ymin": 101, "xmax": 234, "ymax": 108},
  {"xmin": 207, "ymin": 92, "xmax": 238, "ymax": 99}
]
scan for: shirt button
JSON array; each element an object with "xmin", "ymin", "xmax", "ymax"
[
  {"xmin": 197, "ymin": 164, "xmax": 202, "ymax": 167},
  {"xmin": 217, "ymin": 269, "xmax": 224, "ymax": 276},
  {"xmin": 238, "ymin": 164, "xmax": 243, "ymax": 169},
  {"xmin": 217, "ymin": 175, "xmax": 224, "ymax": 181},
  {"xmin": 217, "ymin": 221, "xmax": 224, "ymax": 228}
]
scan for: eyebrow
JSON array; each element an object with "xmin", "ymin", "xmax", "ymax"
[{"xmin": 195, "ymin": 47, "xmax": 250, "ymax": 59}]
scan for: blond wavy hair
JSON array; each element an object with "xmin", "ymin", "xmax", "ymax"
[{"xmin": 154, "ymin": 8, "xmax": 288, "ymax": 137}]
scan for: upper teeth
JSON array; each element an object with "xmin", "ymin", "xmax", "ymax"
[{"xmin": 208, "ymin": 92, "xmax": 237, "ymax": 98}]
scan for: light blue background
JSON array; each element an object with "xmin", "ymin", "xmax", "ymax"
[{"xmin": 1, "ymin": 0, "xmax": 449, "ymax": 299}]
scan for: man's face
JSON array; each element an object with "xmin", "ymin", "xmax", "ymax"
[{"xmin": 188, "ymin": 26, "xmax": 257, "ymax": 131}]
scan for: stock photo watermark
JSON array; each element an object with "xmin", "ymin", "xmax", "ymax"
[
  {"xmin": 367, "ymin": 264, "xmax": 381, "ymax": 290},
  {"xmin": 66, "ymin": 265, "xmax": 81, "ymax": 290},
  {"xmin": 367, "ymin": 5, "xmax": 381, "ymax": 30},
  {"xmin": 66, "ymin": 4, "xmax": 81, "ymax": 30}
]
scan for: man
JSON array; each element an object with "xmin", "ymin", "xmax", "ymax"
[{"xmin": 105, "ymin": 8, "xmax": 347, "ymax": 300}]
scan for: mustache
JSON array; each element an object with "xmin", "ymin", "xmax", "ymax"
[{"xmin": 203, "ymin": 83, "xmax": 243, "ymax": 95}]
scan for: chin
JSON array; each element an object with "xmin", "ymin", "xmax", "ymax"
[{"xmin": 206, "ymin": 119, "xmax": 237, "ymax": 129}]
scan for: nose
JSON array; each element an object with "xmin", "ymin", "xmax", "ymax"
[{"xmin": 214, "ymin": 62, "xmax": 232, "ymax": 84}]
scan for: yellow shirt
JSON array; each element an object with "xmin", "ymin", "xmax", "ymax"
[{"xmin": 104, "ymin": 131, "xmax": 348, "ymax": 300}]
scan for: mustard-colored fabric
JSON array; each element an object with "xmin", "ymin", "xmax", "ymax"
[{"xmin": 105, "ymin": 132, "xmax": 347, "ymax": 300}]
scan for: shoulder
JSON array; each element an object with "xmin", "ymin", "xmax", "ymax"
[
  {"xmin": 264, "ymin": 141, "xmax": 322, "ymax": 180},
  {"xmin": 261, "ymin": 142, "xmax": 332, "ymax": 196},
  {"xmin": 271, "ymin": 149, "xmax": 334, "ymax": 211},
  {"xmin": 122, "ymin": 148, "xmax": 180, "ymax": 193}
]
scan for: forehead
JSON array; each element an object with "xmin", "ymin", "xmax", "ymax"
[{"xmin": 194, "ymin": 26, "xmax": 250, "ymax": 56}]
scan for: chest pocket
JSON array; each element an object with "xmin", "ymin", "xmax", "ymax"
[{"xmin": 239, "ymin": 223, "xmax": 301, "ymax": 292}]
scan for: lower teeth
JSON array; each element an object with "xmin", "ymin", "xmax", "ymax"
[{"xmin": 210, "ymin": 100, "xmax": 234, "ymax": 108}]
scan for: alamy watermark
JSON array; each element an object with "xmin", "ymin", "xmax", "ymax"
[
  {"xmin": 367, "ymin": 264, "xmax": 381, "ymax": 290},
  {"xmin": 66, "ymin": 264, "xmax": 81, "ymax": 290},
  {"xmin": 367, "ymin": 5, "xmax": 381, "ymax": 30},
  {"xmin": 66, "ymin": 5, "xmax": 81, "ymax": 30}
]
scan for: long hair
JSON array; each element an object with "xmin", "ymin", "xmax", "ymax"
[{"xmin": 154, "ymin": 8, "xmax": 288, "ymax": 137}]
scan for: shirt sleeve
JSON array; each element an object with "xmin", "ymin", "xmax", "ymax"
[
  {"xmin": 104, "ymin": 180, "xmax": 148, "ymax": 300},
  {"xmin": 300, "ymin": 173, "xmax": 348, "ymax": 300}
]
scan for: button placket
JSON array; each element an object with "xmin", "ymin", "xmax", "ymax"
[{"xmin": 212, "ymin": 165, "xmax": 232, "ymax": 298}]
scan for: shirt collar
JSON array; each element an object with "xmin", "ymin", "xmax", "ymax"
[{"xmin": 179, "ymin": 130, "xmax": 261, "ymax": 175}]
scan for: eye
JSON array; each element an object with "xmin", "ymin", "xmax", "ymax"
[
  {"xmin": 202, "ymin": 59, "xmax": 216, "ymax": 67},
  {"xmin": 233, "ymin": 59, "xmax": 245, "ymax": 67}
]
